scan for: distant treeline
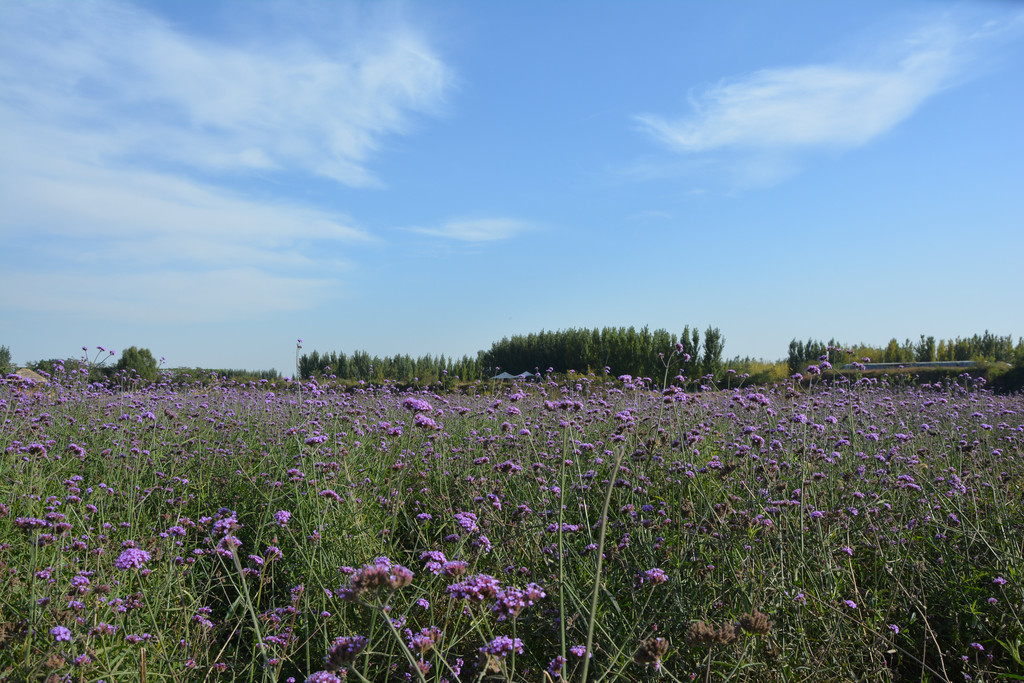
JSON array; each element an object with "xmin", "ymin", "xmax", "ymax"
[
  {"xmin": 9, "ymin": 329, "xmax": 1021, "ymax": 391},
  {"xmin": 788, "ymin": 331, "xmax": 1021, "ymax": 374},
  {"xmin": 298, "ymin": 349, "xmax": 485, "ymax": 384},
  {"xmin": 299, "ymin": 325, "xmax": 725, "ymax": 385},
  {"xmin": 297, "ymin": 327, "xmax": 1021, "ymax": 390},
  {"xmin": 165, "ymin": 367, "xmax": 282, "ymax": 383},
  {"xmin": 481, "ymin": 325, "xmax": 724, "ymax": 380},
  {"xmin": 22, "ymin": 357, "xmax": 282, "ymax": 385}
]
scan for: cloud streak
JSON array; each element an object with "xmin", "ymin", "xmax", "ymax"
[
  {"xmin": 0, "ymin": 1, "xmax": 453, "ymax": 322},
  {"xmin": 409, "ymin": 218, "xmax": 534, "ymax": 242},
  {"xmin": 0, "ymin": 1, "xmax": 453, "ymax": 187},
  {"xmin": 635, "ymin": 19, "xmax": 1002, "ymax": 157}
]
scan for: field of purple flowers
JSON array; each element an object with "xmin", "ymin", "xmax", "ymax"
[{"xmin": 2, "ymin": 367, "xmax": 1022, "ymax": 682}]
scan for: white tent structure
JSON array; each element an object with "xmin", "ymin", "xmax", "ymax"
[{"xmin": 491, "ymin": 371, "xmax": 537, "ymax": 380}]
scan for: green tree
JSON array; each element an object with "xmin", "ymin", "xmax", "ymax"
[
  {"xmin": 915, "ymin": 335, "xmax": 937, "ymax": 363},
  {"xmin": 115, "ymin": 346, "xmax": 158, "ymax": 382},
  {"xmin": 701, "ymin": 326, "xmax": 725, "ymax": 379},
  {"xmin": 0, "ymin": 345, "xmax": 11, "ymax": 376}
]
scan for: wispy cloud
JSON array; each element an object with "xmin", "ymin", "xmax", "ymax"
[
  {"xmin": 0, "ymin": 1, "xmax": 452, "ymax": 187},
  {"xmin": 0, "ymin": 1, "xmax": 452, "ymax": 322},
  {"xmin": 635, "ymin": 15, "xmax": 1019, "ymax": 176},
  {"xmin": 409, "ymin": 219, "xmax": 533, "ymax": 242},
  {"xmin": 0, "ymin": 268, "xmax": 337, "ymax": 324}
]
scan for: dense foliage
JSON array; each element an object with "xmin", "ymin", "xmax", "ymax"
[
  {"xmin": 2, "ymin": 366, "xmax": 1022, "ymax": 682},
  {"xmin": 114, "ymin": 346, "xmax": 159, "ymax": 382},
  {"xmin": 298, "ymin": 326, "xmax": 727, "ymax": 385},
  {"xmin": 0, "ymin": 345, "xmax": 11, "ymax": 376},
  {"xmin": 789, "ymin": 332, "xmax": 1021, "ymax": 374},
  {"xmin": 297, "ymin": 349, "xmax": 482, "ymax": 385}
]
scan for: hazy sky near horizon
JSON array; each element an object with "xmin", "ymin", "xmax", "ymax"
[{"xmin": 2, "ymin": 0, "xmax": 1023, "ymax": 375}]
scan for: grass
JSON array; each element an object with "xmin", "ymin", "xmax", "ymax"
[{"xmin": 1, "ymin": 368, "xmax": 1022, "ymax": 682}]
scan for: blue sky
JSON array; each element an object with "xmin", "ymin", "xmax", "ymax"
[{"xmin": 2, "ymin": 0, "xmax": 1022, "ymax": 374}]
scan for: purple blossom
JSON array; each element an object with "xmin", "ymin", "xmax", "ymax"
[
  {"xmin": 51, "ymin": 625, "xmax": 72, "ymax": 642},
  {"xmin": 548, "ymin": 655, "xmax": 567, "ymax": 678},
  {"xmin": 402, "ymin": 397, "xmax": 432, "ymax": 412},
  {"xmin": 324, "ymin": 634, "xmax": 367, "ymax": 670},
  {"xmin": 414, "ymin": 413, "xmax": 440, "ymax": 431},
  {"xmin": 406, "ymin": 627, "xmax": 442, "ymax": 653},
  {"xmin": 480, "ymin": 635, "xmax": 523, "ymax": 657},
  {"xmin": 114, "ymin": 548, "xmax": 151, "ymax": 570},
  {"xmin": 306, "ymin": 672, "xmax": 343, "ymax": 683},
  {"xmin": 640, "ymin": 568, "xmax": 669, "ymax": 585},
  {"xmin": 454, "ymin": 511, "xmax": 479, "ymax": 533},
  {"xmin": 447, "ymin": 574, "xmax": 500, "ymax": 602},
  {"xmin": 14, "ymin": 517, "xmax": 48, "ymax": 531}
]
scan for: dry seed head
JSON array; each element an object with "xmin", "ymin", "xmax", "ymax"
[
  {"xmin": 715, "ymin": 623, "xmax": 741, "ymax": 645},
  {"xmin": 738, "ymin": 608, "xmax": 772, "ymax": 635},
  {"xmin": 685, "ymin": 621, "xmax": 741, "ymax": 647},
  {"xmin": 634, "ymin": 636, "xmax": 669, "ymax": 666},
  {"xmin": 684, "ymin": 621, "xmax": 717, "ymax": 647},
  {"xmin": 350, "ymin": 564, "xmax": 390, "ymax": 592}
]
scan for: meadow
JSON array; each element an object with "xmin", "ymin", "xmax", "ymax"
[{"xmin": 1, "ymin": 365, "xmax": 1022, "ymax": 682}]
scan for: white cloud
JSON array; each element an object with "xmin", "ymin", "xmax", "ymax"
[
  {"xmin": 0, "ymin": 1, "xmax": 452, "ymax": 187},
  {"xmin": 409, "ymin": 218, "xmax": 533, "ymax": 242},
  {"xmin": 635, "ymin": 19, "xmax": 994, "ymax": 155},
  {"xmin": 0, "ymin": 116, "xmax": 364, "ymax": 318},
  {"xmin": 0, "ymin": 1, "xmax": 452, "ymax": 323}
]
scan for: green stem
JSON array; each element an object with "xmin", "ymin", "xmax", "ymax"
[
  {"xmin": 227, "ymin": 548, "xmax": 270, "ymax": 680},
  {"xmin": 580, "ymin": 443, "xmax": 628, "ymax": 683}
]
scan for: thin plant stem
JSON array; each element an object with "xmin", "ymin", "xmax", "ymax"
[{"xmin": 579, "ymin": 442, "xmax": 629, "ymax": 683}]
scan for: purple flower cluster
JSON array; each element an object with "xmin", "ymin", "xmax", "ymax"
[
  {"xmin": 114, "ymin": 548, "xmax": 151, "ymax": 571},
  {"xmin": 406, "ymin": 626, "xmax": 442, "ymax": 654},
  {"xmin": 324, "ymin": 634, "xmax": 367, "ymax": 670},
  {"xmin": 639, "ymin": 568, "xmax": 669, "ymax": 585},
  {"xmin": 447, "ymin": 574, "xmax": 501, "ymax": 602},
  {"xmin": 402, "ymin": 397, "xmax": 433, "ymax": 413},
  {"xmin": 480, "ymin": 635, "xmax": 523, "ymax": 657},
  {"xmin": 413, "ymin": 413, "xmax": 440, "ymax": 431}
]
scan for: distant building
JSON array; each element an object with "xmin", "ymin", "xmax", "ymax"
[
  {"xmin": 14, "ymin": 368, "xmax": 48, "ymax": 383},
  {"xmin": 11, "ymin": 368, "xmax": 50, "ymax": 395}
]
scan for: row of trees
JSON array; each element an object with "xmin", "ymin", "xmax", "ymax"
[
  {"xmin": 297, "ymin": 349, "xmax": 485, "ymax": 384},
  {"xmin": 22, "ymin": 347, "xmax": 160, "ymax": 383},
  {"xmin": 7, "ymin": 329, "xmax": 1018, "ymax": 391},
  {"xmin": 480, "ymin": 325, "xmax": 725, "ymax": 380},
  {"xmin": 297, "ymin": 326, "xmax": 727, "ymax": 385},
  {"xmin": 788, "ymin": 331, "xmax": 1022, "ymax": 373}
]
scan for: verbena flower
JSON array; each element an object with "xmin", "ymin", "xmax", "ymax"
[
  {"xmin": 639, "ymin": 568, "xmax": 668, "ymax": 585},
  {"xmin": 324, "ymin": 634, "xmax": 367, "ymax": 670},
  {"xmin": 480, "ymin": 636, "xmax": 523, "ymax": 657},
  {"xmin": 114, "ymin": 548, "xmax": 151, "ymax": 570},
  {"xmin": 306, "ymin": 672, "xmax": 343, "ymax": 683},
  {"xmin": 406, "ymin": 627, "xmax": 442, "ymax": 654}
]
